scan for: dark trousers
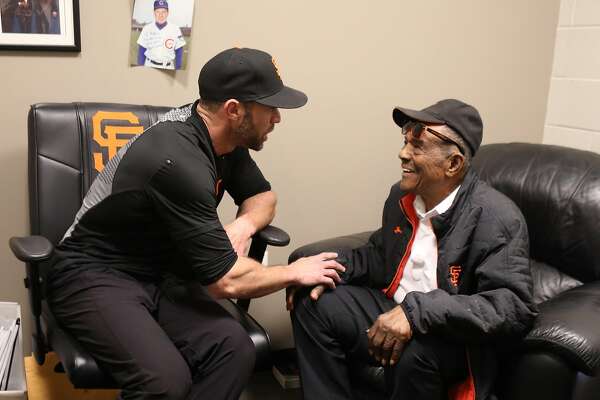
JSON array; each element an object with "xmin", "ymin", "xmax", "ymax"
[
  {"xmin": 291, "ymin": 285, "xmax": 468, "ymax": 400},
  {"xmin": 47, "ymin": 267, "xmax": 255, "ymax": 400}
]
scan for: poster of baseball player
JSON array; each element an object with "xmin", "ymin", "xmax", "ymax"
[{"xmin": 129, "ymin": 0, "xmax": 194, "ymax": 70}]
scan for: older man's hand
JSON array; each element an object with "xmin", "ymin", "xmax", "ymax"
[
  {"xmin": 286, "ymin": 284, "xmax": 328, "ymax": 311},
  {"xmin": 367, "ymin": 305, "xmax": 412, "ymax": 367}
]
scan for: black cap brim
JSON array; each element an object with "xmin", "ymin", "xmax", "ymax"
[
  {"xmin": 255, "ymin": 86, "xmax": 308, "ymax": 109},
  {"xmin": 393, "ymin": 107, "xmax": 445, "ymax": 127}
]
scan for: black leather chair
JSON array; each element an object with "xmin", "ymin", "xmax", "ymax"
[
  {"xmin": 8, "ymin": 102, "xmax": 289, "ymax": 389},
  {"xmin": 289, "ymin": 143, "xmax": 600, "ymax": 400}
]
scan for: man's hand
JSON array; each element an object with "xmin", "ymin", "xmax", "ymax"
[
  {"xmin": 286, "ymin": 253, "xmax": 345, "ymax": 310},
  {"xmin": 367, "ymin": 305, "xmax": 412, "ymax": 367},
  {"xmin": 224, "ymin": 217, "xmax": 256, "ymax": 256},
  {"xmin": 290, "ymin": 252, "xmax": 345, "ymax": 288},
  {"xmin": 286, "ymin": 284, "xmax": 327, "ymax": 311}
]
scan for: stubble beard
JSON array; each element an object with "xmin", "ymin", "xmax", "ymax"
[{"xmin": 236, "ymin": 112, "xmax": 264, "ymax": 151}]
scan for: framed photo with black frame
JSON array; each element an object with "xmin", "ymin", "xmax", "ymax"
[{"xmin": 0, "ymin": 0, "xmax": 80, "ymax": 51}]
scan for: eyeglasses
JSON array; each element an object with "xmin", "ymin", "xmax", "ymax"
[{"xmin": 402, "ymin": 121, "xmax": 464, "ymax": 155}]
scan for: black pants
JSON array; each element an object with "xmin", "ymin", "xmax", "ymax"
[
  {"xmin": 47, "ymin": 267, "xmax": 255, "ymax": 400},
  {"xmin": 291, "ymin": 285, "xmax": 468, "ymax": 400}
]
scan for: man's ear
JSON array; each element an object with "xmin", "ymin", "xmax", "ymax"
[
  {"xmin": 446, "ymin": 152, "xmax": 465, "ymax": 177},
  {"xmin": 223, "ymin": 99, "xmax": 244, "ymax": 122}
]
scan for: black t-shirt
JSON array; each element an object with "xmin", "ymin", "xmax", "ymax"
[{"xmin": 52, "ymin": 102, "xmax": 271, "ymax": 284}]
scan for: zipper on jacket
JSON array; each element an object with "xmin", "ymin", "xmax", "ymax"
[{"xmin": 383, "ymin": 194, "xmax": 419, "ymax": 298}]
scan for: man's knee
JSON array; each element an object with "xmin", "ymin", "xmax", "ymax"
[
  {"xmin": 292, "ymin": 286, "xmax": 349, "ymax": 326},
  {"xmin": 292, "ymin": 286, "xmax": 368, "ymax": 352}
]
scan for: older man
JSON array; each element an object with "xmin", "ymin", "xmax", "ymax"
[{"xmin": 290, "ymin": 99, "xmax": 537, "ymax": 400}]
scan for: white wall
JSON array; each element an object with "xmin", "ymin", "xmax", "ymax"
[{"xmin": 543, "ymin": 0, "xmax": 600, "ymax": 152}]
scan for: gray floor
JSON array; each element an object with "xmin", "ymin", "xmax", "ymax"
[{"xmin": 240, "ymin": 371, "xmax": 302, "ymax": 400}]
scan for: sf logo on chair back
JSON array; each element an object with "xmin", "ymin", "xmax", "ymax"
[{"xmin": 91, "ymin": 111, "xmax": 145, "ymax": 172}]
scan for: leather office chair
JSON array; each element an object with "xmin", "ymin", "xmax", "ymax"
[
  {"xmin": 8, "ymin": 102, "xmax": 289, "ymax": 388},
  {"xmin": 289, "ymin": 143, "xmax": 600, "ymax": 399}
]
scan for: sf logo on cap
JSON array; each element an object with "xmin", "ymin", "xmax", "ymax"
[{"xmin": 271, "ymin": 57, "xmax": 281, "ymax": 79}]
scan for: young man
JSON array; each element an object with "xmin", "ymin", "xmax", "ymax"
[
  {"xmin": 291, "ymin": 99, "xmax": 537, "ymax": 400},
  {"xmin": 47, "ymin": 47, "xmax": 344, "ymax": 400}
]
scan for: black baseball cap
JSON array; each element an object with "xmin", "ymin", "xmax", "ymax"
[
  {"xmin": 198, "ymin": 48, "xmax": 308, "ymax": 109},
  {"xmin": 393, "ymin": 99, "xmax": 483, "ymax": 155}
]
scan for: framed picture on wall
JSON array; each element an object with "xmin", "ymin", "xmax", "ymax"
[
  {"xmin": 0, "ymin": 0, "xmax": 80, "ymax": 51},
  {"xmin": 129, "ymin": 0, "xmax": 195, "ymax": 70}
]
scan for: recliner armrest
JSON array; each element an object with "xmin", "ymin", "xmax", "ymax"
[
  {"xmin": 9, "ymin": 235, "xmax": 53, "ymax": 364},
  {"xmin": 9, "ymin": 235, "xmax": 54, "ymax": 263},
  {"xmin": 288, "ymin": 231, "xmax": 373, "ymax": 263},
  {"xmin": 254, "ymin": 225, "xmax": 290, "ymax": 247},
  {"xmin": 524, "ymin": 281, "xmax": 600, "ymax": 375}
]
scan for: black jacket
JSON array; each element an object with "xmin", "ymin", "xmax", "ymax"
[{"xmin": 341, "ymin": 169, "xmax": 538, "ymax": 400}]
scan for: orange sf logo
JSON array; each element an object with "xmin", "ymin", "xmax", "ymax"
[
  {"xmin": 271, "ymin": 57, "xmax": 281, "ymax": 79},
  {"xmin": 449, "ymin": 265, "xmax": 462, "ymax": 287},
  {"xmin": 92, "ymin": 111, "xmax": 144, "ymax": 172}
]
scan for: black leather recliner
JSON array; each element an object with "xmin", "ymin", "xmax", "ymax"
[
  {"xmin": 8, "ymin": 103, "xmax": 289, "ymax": 388},
  {"xmin": 289, "ymin": 143, "xmax": 600, "ymax": 400}
]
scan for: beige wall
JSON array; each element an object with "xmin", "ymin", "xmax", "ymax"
[
  {"xmin": 543, "ymin": 0, "xmax": 600, "ymax": 153},
  {"xmin": 0, "ymin": 0, "xmax": 559, "ymax": 354}
]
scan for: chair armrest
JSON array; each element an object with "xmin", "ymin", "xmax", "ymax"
[
  {"xmin": 8, "ymin": 235, "xmax": 53, "ymax": 364},
  {"xmin": 254, "ymin": 225, "xmax": 290, "ymax": 247},
  {"xmin": 236, "ymin": 225, "xmax": 290, "ymax": 312},
  {"xmin": 9, "ymin": 235, "xmax": 54, "ymax": 263},
  {"xmin": 288, "ymin": 231, "xmax": 373, "ymax": 263},
  {"xmin": 524, "ymin": 281, "xmax": 600, "ymax": 375}
]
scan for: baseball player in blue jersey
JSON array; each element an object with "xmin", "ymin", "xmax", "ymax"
[{"xmin": 137, "ymin": 0, "xmax": 185, "ymax": 70}]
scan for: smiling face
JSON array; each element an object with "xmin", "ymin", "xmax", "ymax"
[
  {"xmin": 235, "ymin": 103, "xmax": 281, "ymax": 151},
  {"xmin": 398, "ymin": 123, "xmax": 454, "ymax": 199}
]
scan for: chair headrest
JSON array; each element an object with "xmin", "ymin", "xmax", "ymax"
[{"xmin": 472, "ymin": 143, "xmax": 600, "ymax": 283}]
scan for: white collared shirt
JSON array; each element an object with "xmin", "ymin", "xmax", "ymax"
[{"xmin": 393, "ymin": 186, "xmax": 460, "ymax": 304}]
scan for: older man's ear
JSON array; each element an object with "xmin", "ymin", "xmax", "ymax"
[{"xmin": 445, "ymin": 152, "xmax": 465, "ymax": 178}]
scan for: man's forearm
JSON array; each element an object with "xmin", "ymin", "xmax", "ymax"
[
  {"xmin": 207, "ymin": 252, "xmax": 345, "ymax": 300},
  {"xmin": 236, "ymin": 191, "xmax": 277, "ymax": 234},
  {"xmin": 208, "ymin": 256, "xmax": 296, "ymax": 299}
]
